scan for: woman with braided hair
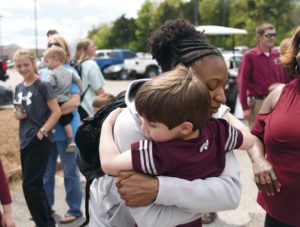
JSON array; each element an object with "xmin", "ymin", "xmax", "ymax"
[{"xmin": 89, "ymin": 19, "xmax": 249, "ymax": 227}]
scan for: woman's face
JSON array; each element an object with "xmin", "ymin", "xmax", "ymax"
[
  {"xmin": 15, "ymin": 56, "xmax": 36, "ymax": 79},
  {"xmin": 86, "ymin": 42, "xmax": 96, "ymax": 57},
  {"xmin": 191, "ymin": 55, "xmax": 227, "ymax": 114}
]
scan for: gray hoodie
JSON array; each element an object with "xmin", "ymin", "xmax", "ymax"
[{"xmin": 88, "ymin": 79, "xmax": 241, "ymax": 227}]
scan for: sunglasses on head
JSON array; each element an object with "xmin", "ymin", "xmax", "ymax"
[
  {"xmin": 47, "ymin": 42, "xmax": 60, "ymax": 48},
  {"xmin": 263, "ymin": 33, "xmax": 277, "ymax": 38}
]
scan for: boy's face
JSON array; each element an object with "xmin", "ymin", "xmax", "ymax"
[
  {"xmin": 140, "ymin": 117, "xmax": 180, "ymax": 142},
  {"xmin": 45, "ymin": 57, "xmax": 60, "ymax": 70}
]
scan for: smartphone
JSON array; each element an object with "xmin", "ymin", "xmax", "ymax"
[{"xmin": 13, "ymin": 101, "xmax": 26, "ymax": 113}]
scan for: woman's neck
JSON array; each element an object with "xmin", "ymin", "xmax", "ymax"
[{"xmin": 24, "ymin": 74, "xmax": 39, "ymax": 86}]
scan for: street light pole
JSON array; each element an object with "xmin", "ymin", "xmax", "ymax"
[
  {"xmin": 34, "ymin": 0, "xmax": 38, "ymax": 57},
  {"xmin": 194, "ymin": 0, "xmax": 199, "ymax": 26},
  {"xmin": 0, "ymin": 15, "xmax": 3, "ymax": 57}
]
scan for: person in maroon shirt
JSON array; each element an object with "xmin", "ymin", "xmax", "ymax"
[
  {"xmin": 99, "ymin": 67, "xmax": 255, "ymax": 227},
  {"xmin": 0, "ymin": 159, "xmax": 15, "ymax": 227},
  {"xmin": 237, "ymin": 23, "xmax": 290, "ymax": 127},
  {"xmin": 248, "ymin": 27, "xmax": 300, "ymax": 226}
]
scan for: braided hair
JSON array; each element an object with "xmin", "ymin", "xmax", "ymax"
[{"xmin": 149, "ymin": 19, "xmax": 222, "ymax": 72}]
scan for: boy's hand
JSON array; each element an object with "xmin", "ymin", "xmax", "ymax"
[{"xmin": 104, "ymin": 108, "xmax": 123, "ymax": 126}]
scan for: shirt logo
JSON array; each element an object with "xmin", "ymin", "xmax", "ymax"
[
  {"xmin": 18, "ymin": 92, "xmax": 32, "ymax": 105},
  {"xmin": 199, "ymin": 139, "xmax": 209, "ymax": 153}
]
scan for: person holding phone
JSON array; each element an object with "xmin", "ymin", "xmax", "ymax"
[{"xmin": 13, "ymin": 48, "xmax": 61, "ymax": 227}]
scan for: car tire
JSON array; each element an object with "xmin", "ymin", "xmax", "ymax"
[{"xmin": 145, "ymin": 66, "xmax": 159, "ymax": 78}]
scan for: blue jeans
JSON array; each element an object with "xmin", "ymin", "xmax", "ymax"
[{"xmin": 43, "ymin": 140, "xmax": 83, "ymax": 216}]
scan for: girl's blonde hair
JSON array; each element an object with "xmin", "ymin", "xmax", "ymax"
[
  {"xmin": 13, "ymin": 48, "xmax": 38, "ymax": 74},
  {"xmin": 47, "ymin": 34, "xmax": 70, "ymax": 63},
  {"xmin": 74, "ymin": 38, "xmax": 94, "ymax": 61}
]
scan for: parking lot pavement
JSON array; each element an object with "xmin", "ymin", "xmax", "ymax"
[
  {"xmin": 10, "ymin": 150, "xmax": 265, "ymax": 227},
  {"xmin": 10, "ymin": 173, "xmax": 86, "ymax": 227}
]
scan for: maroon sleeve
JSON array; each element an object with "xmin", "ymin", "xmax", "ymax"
[
  {"xmin": 131, "ymin": 141, "xmax": 143, "ymax": 173},
  {"xmin": 215, "ymin": 119, "xmax": 243, "ymax": 151},
  {"xmin": 251, "ymin": 113, "xmax": 268, "ymax": 142},
  {"xmin": 0, "ymin": 159, "xmax": 12, "ymax": 205}
]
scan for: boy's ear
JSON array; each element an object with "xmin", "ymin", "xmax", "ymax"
[{"xmin": 179, "ymin": 121, "xmax": 193, "ymax": 135}]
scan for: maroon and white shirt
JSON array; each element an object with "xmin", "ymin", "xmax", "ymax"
[{"xmin": 131, "ymin": 118, "xmax": 243, "ymax": 181}]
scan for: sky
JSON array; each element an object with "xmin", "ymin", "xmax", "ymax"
[{"xmin": 0, "ymin": 0, "xmax": 146, "ymax": 49}]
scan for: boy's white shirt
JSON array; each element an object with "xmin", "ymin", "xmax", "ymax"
[{"xmin": 89, "ymin": 79, "xmax": 241, "ymax": 227}]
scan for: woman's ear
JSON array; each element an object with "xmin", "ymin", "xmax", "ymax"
[{"xmin": 179, "ymin": 121, "xmax": 193, "ymax": 135}]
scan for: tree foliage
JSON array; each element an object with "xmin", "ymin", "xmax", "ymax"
[{"xmin": 87, "ymin": 0, "xmax": 300, "ymax": 51}]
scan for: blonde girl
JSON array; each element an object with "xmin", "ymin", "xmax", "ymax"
[{"xmin": 13, "ymin": 49, "xmax": 60, "ymax": 227}]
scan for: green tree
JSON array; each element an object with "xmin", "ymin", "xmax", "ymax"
[
  {"xmin": 88, "ymin": 24, "xmax": 112, "ymax": 49},
  {"xmin": 107, "ymin": 15, "xmax": 136, "ymax": 49},
  {"xmin": 132, "ymin": 0, "xmax": 155, "ymax": 52}
]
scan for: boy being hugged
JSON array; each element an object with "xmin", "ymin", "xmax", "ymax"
[{"xmin": 100, "ymin": 66, "xmax": 255, "ymax": 227}]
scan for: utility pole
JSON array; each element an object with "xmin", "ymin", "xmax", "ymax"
[
  {"xmin": 34, "ymin": 0, "xmax": 38, "ymax": 57},
  {"xmin": 0, "ymin": 15, "xmax": 3, "ymax": 57},
  {"xmin": 194, "ymin": 0, "xmax": 199, "ymax": 26}
]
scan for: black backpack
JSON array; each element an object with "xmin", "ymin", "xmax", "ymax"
[{"xmin": 75, "ymin": 90, "xmax": 127, "ymax": 226}]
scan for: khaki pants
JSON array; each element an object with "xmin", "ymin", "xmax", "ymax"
[{"xmin": 249, "ymin": 98, "xmax": 264, "ymax": 128}]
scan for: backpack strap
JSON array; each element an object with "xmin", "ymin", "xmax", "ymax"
[{"xmin": 79, "ymin": 59, "xmax": 90, "ymax": 101}]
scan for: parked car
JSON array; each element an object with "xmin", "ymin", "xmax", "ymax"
[
  {"xmin": 93, "ymin": 49, "xmax": 137, "ymax": 79},
  {"xmin": 0, "ymin": 58, "xmax": 9, "ymax": 81},
  {"xmin": 123, "ymin": 52, "xmax": 160, "ymax": 79}
]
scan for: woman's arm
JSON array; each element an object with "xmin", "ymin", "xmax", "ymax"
[
  {"xmin": 2, "ymin": 204, "xmax": 16, "ymax": 227},
  {"xmin": 38, "ymin": 98, "xmax": 61, "ymax": 138},
  {"xmin": 60, "ymin": 93, "xmax": 80, "ymax": 115},
  {"xmin": 225, "ymin": 112, "xmax": 249, "ymax": 134},
  {"xmin": 123, "ymin": 151, "xmax": 241, "ymax": 227},
  {"xmin": 118, "ymin": 150, "xmax": 241, "ymax": 211},
  {"xmin": 247, "ymin": 84, "xmax": 284, "ymax": 196}
]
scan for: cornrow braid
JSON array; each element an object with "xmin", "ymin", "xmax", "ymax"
[
  {"xmin": 149, "ymin": 19, "xmax": 222, "ymax": 72},
  {"xmin": 171, "ymin": 38, "xmax": 222, "ymax": 67}
]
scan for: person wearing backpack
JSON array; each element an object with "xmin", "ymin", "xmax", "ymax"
[
  {"xmin": 39, "ymin": 34, "xmax": 83, "ymax": 224},
  {"xmin": 74, "ymin": 38, "xmax": 105, "ymax": 120}
]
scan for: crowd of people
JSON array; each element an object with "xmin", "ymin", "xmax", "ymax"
[{"xmin": 1, "ymin": 18, "xmax": 299, "ymax": 227}]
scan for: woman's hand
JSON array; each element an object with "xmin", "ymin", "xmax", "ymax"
[
  {"xmin": 13, "ymin": 109, "xmax": 27, "ymax": 120},
  {"xmin": 252, "ymin": 157, "xmax": 281, "ymax": 196},
  {"xmin": 116, "ymin": 170, "xmax": 159, "ymax": 207}
]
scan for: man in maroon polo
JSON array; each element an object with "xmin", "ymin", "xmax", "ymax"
[{"xmin": 237, "ymin": 23, "xmax": 290, "ymax": 127}]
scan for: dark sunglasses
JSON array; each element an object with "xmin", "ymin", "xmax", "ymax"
[
  {"xmin": 263, "ymin": 33, "xmax": 277, "ymax": 38},
  {"xmin": 47, "ymin": 42, "xmax": 60, "ymax": 48}
]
